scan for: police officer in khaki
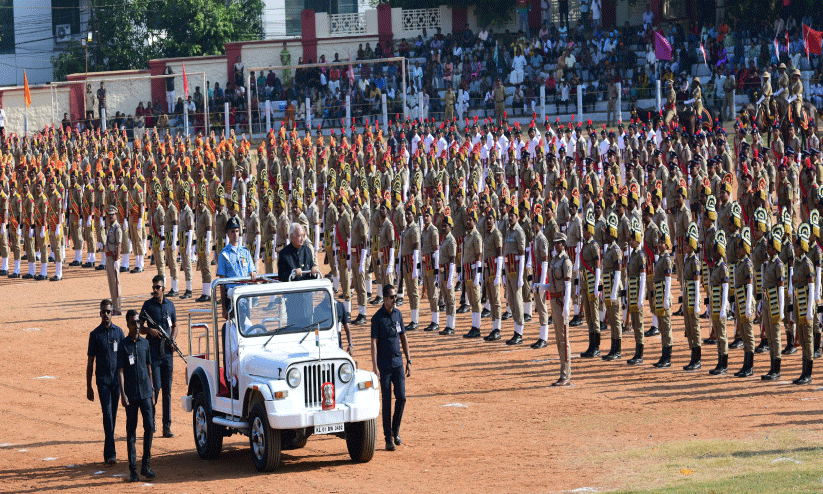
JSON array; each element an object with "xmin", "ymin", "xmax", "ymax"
[
  {"xmin": 535, "ymin": 232, "xmax": 574, "ymax": 386},
  {"xmin": 733, "ymin": 227, "xmax": 756, "ymax": 377},
  {"xmin": 462, "ymin": 210, "xmax": 484, "ymax": 338},
  {"xmin": 580, "ymin": 209, "xmax": 602, "ymax": 357},
  {"xmin": 336, "ymin": 192, "xmax": 353, "ymax": 314},
  {"xmin": 420, "ymin": 206, "xmax": 440, "ymax": 332},
  {"xmin": 708, "ymin": 230, "xmax": 730, "ymax": 375},
  {"xmin": 351, "ymin": 195, "xmax": 370, "ymax": 325},
  {"xmin": 150, "ymin": 191, "xmax": 166, "ymax": 278},
  {"xmin": 482, "ymin": 208, "xmax": 504, "ymax": 341},
  {"xmin": 792, "ymin": 222, "xmax": 816, "ymax": 385},
  {"xmin": 379, "ymin": 200, "xmax": 396, "ymax": 288},
  {"xmin": 195, "ymin": 192, "xmax": 213, "ymax": 302},
  {"xmin": 179, "ymin": 191, "xmax": 195, "ymax": 298},
  {"xmin": 761, "ymin": 223, "xmax": 785, "ymax": 381},
  {"xmin": 626, "ymin": 218, "xmax": 646, "ymax": 365},
  {"xmin": 529, "ymin": 207, "xmax": 551, "ymax": 349},
  {"xmin": 438, "ymin": 215, "xmax": 458, "ymax": 335},
  {"xmin": 503, "ymin": 206, "xmax": 527, "ymax": 345},
  {"xmin": 401, "ymin": 204, "xmax": 421, "ymax": 330},
  {"xmin": 683, "ymin": 222, "xmax": 703, "ymax": 370},
  {"xmin": 163, "ymin": 187, "xmax": 180, "ymax": 296},
  {"xmin": 652, "ymin": 224, "xmax": 674, "ymax": 367},
  {"xmin": 602, "ymin": 212, "xmax": 624, "ymax": 360},
  {"xmin": 104, "ymin": 205, "xmax": 123, "ymax": 315}
]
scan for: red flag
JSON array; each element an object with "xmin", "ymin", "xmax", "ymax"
[
  {"xmin": 786, "ymin": 30, "xmax": 790, "ymax": 55},
  {"xmin": 804, "ymin": 23, "xmax": 823, "ymax": 55},
  {"xmin": 699, "ymin": 43, "xmax": 707, "ymax": 67},
  {"xmin": 182, "ymin": 64, "xmax": 189, "ymax": 98},
  {"xmin": 774, "ymin": 37, "xmax": 780, "ymax": 60},
  {"xmin": 23, "ymin": 70, "xmax": 31, "ymax": 107}
]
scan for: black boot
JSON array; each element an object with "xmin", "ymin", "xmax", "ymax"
[
  {"xmin": 815, "ymin": 333, "xmax": 822, "ymax": 359},
  {"xmin": 792, "ymin": 359, "xmax": 813, "ymax": 385},
  {"xmin": 782, "ymin": 331, "xmax": 797, "ymax": 355},
  {"xmin": 580, "ymin": 332, "xmax": 599, "ymax": 358},
  {"xmin": 761, "ymin": 358, "xmax": 781, "ymax": 380},
  {"xmin": 683, "ymin": 347, "xmax": 702, "ymax": 371},
  {"xmin": 755, "ymin": 338, "xmax": 769, "ymax": 354},
  {"xmin": 603, "ymin": 338, "xmax": 621, "ymax": 361},
  {"xmin": 653, "ymin": 346, "xmax": 672, "ymax": 368},
  {"xmin": 569, "ymin": 314, "xmax": 583, "ymax": 327},
  {"xmin": 644, "ymin": 326, "xmax": 660, "ymax": 337},
  {"xmin": 709, "ymin": 354, "xmax": 728, "ymax": 375},
  {"xmin": 729, "ymin": 337, "xmax": 744, "ymax": 349},
  {"xmin": 735, "ymin": 351, "xmax": 754, "ymax": 377},
  {"xmin": 627, "ymin": 344, "xmax": 644, "ymax": 365}
]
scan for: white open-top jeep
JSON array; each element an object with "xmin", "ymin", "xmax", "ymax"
[{"xmin": 181, "ymin": 274, "xmax": 379, "ymax": 471}]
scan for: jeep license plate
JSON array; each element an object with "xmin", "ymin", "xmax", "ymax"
[{"xmin": 314, "ymin": 423, "xmax": 344, "ymax": 435}]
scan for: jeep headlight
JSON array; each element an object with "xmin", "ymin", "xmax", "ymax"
[
  {"xmin": 338, "ymin": 362, "xmax": 353, "ymax": 383},
  {"xmin": 287, "ymin": 368, "xmax": 301, "ymax": 388}
]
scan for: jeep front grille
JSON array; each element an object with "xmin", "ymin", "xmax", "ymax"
[{"xmin": 303, "ymin": 362, "xmax": 336, "ymax": 408}]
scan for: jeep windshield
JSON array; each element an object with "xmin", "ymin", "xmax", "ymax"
[{"xmin": 235, "ymin": 289, "xmax": 334, "ymax": 337}]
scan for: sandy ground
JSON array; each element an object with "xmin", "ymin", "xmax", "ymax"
[{"xmin": 1, "ymin": 245, "xmax": 822, "ymax": 494}]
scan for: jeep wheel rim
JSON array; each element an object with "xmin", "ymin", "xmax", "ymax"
[
  {"xmin": 195, "ymin": 406, "xmax": 207, "ymax": 450},
  {"xmin": 251, "ymin": 416, "xmax": 265, "ymax": 460}
]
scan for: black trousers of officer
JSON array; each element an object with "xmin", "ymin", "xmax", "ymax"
[
  {"xmin": 151, "ymin": 355, "xmax": 173, "ymax": 431},
  {"xmin": 125, "ymin": 397, "xmax": 155, "ymax": 470},
  {"xmin": 379, "ymin": 365, "xmax": 406, "ymax": 441},
  {"xmin": 97, "ymin": 382, "xmax": 119, "ymax": 461}
]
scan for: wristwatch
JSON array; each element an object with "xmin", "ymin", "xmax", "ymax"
[{"xmin": 406, "ymin": 359, "xmax": 412, "ymax": 365}]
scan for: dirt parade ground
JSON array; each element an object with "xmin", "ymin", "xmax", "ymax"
[{"xmin": 1, "ymin": 250, "xmax": 822, "ymax": 494}]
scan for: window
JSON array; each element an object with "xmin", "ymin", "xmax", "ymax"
[
  {"xmin": 52, "ymin": 0, "xmax": 80, "ymax": 37},
  {"xmin": 0, "ymin": 0, "xmax": 13, "ymax": 54},
  {"xmin": 237, "ymin": 289, "xmax": 334, "ymax": 338}
]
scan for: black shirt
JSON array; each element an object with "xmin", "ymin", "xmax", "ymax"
[
  {"xmin": 138, "ymin": 296, "xmax": 177, "ymax": 360},
  {"xmin": 277, "ymin": 243, "xmax": 316, "ymax": 282},
  {"xmin": 117, "ymin": 335, "xmax": 153, "ymax": 402},
  {"xmin": 87, "ymin": 323, "xmax": 124, "ymax": 387},
  {"xmin": 370, "ymin": 306, "xmax": 405, "ymax": 372}
]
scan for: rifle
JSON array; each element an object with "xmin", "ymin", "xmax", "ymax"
[{"xmin": 140, "ymin": 308, "xmax": 187, "ymax": 362}]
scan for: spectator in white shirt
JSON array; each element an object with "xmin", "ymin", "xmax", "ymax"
[
  {"xmin": 642, "ymin": 4, "xmax": 654, "ymax": 28},
  {"xmin": 412, "ymin": 61, "xmax": 424, "ymax": 90},
  {"xmin": 510, "ymin": 49, "xmax": 527, "ymax": 85}
]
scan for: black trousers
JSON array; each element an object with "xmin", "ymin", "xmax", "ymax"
[
  {"xmin": 151, "ymin": 355, "xmax": 173, "ymax": 430},
  {"xmin": 125, "ymin": 397, "xmax": 154, "ymax": 470},
  {"xmin": 379, "ymin": 366, "xmax": 406, "ymax": 441},
  {"xmin": 97, "ymin": 382, "xmax": 119, "ymax": 461}
]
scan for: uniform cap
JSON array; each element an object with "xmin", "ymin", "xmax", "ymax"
[{"xmin": 226, "ymin": 216, "xmax": 241, "ymax": 230}]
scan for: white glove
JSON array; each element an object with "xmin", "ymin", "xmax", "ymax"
[
  {"xmin": 525, "ymin": 247, "xmax": 533, "ymax": 268},
  {"xmin": 694, "ymin": 281, "xmax": 701, "ymax": 314},
  {"xmin": 99, "ymin": 217, "xmax": 105, "ymax": 229},
  {"xmin": 774, "ymin": 88, "xmax": 784, "ymax": 97},
  {"xmin": 96, "ymin": 242, "xmax": 103, "ymax": 251},
  {"xmin": 719, "ymin": 282, "xmax": 729, "ymax": 320},
  {"xmin": 574, "ymin": 241, "xmax": 581, "ymax": 272},
  {"xmin": 595, "ymin": 267, "xmax": 602, "ymax": 299},
  {"xmin": 206, "ymin": 230, "xmax": 212, "ymax": 256},
  {"xmin": 0, "ymin": 224, "xmax": 5, "ymax": 235},
  {"xmin": 412, "ymin": 249, "xmax": 420, "ymax": 280},
  {"xmin": 138, "ymin": 217, "xmax": 143, "ymax": 230},
  {"xmin": 778, "ymin": 286, "xmax": 785, "ymax": 316},
  {"xmin": 611, "ymin": 271, "xmax": 621, "ymax": 302},
  {"xmin": 563, "ymin": 280, "xmax": 572, "ymax": 321},
  {"xmin": 172, "ymin": 224, "xmax": 179, "ymax": 247},
  {"xmin": 517, "ymin": 254, "xmax": 525, "ymax": 288},
  {"xmin": 29, "ymin": 228, "xmax": 34, "ymax": 238},
  {"xmin": 447, "ymin": 263, "xmax": 456, "ymax": 289},
  {"xmin": 86, "ymin": 217, "xmax": 92, "ymax": 227},
  {"xmin": 474, "ymin": 261, "xmax": 482, "ymax": 286},
  {"xmin": 638, "ymin": 272, "xmax": 646, "ymax": 311},
  {"xmin": 254, "ymin": 233, "xmax": 261, "ymax": 262},
  {"xmin": 17, "ymin": 227, "xmax": 21, "ymax": 238},
  {"xmin": 816, "ymin": 267, "xmax": 822, "ymax": 302},
  {"xmin": 788, "ymin": 95, "xmax": 797, "ymax": 103},
  {"xmin": 746, "ymin": 282, "xmax": 754, "ymax": 320},
  {"xmin": 55, "ymin": 226, "xmax": 61, "ymax": 237},
  {"xmin": 187, "ymin": 229, "xmax": 194, "ymax": 252},
  {"xmin": 494, "ymin": 256, "xmax": 503, "ymax": 286},
  {"xmin": 684, "ymin": 98, "xmax": 695, "ymax": 105},
  {"xmin": 808, "ymin": 282, "xmax": 816, "ymax": 324},
  {"xmin": 663, "ymin": 275, "xmax": 671, "ymax": 309},
  {"xmin": 541, "ymin": 261, "xmax": 549, "ymax": 285},
  {"xmin": 40, "ymin": 226, "xmax": 45, "ymax": 238},
  {"xmin": 359, "ymin": 249, "xmax": 367, "ymax": 273},
  {"xmin": 388, "ymin": 247, "xmax": 395, "ymax": 276},
  {"xmin": 756, "ymin": 95, "xmax": 765, "ymax": 105}
]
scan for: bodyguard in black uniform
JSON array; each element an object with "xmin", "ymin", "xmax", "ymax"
[
  {"xmin": 86, "ymin": 299, "xmax": 124, "ymax": 464},
  {"xmin": 370, "ymin": 284, "xmax": 412, "ymax": 451},
  {"xmin": 118, "ymin": 310, "xmax": 156, "ymax": 482},
  {"xmin": 138, "ymin": 274, "xmax": 177, "ymax": 438}
]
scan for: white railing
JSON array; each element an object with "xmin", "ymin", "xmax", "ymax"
[
  {"xmin": 402, "ymin": 8, "xmax": 441, "ymax": 33},
  {"xmin": 329, "ymin": 12, "xmax": 367, "ymax": 36}
]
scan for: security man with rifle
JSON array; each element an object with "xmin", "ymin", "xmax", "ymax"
[{"xmin": 139, "ymin": 274, "xmax": 179, "ymax": 439}]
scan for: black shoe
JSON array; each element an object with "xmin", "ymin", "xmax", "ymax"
[
  {"xmin": 501, "ymin": 309, "xmax": 512, "ymax": 320},
  {"xmin": 547, "ymin": 316, "xmax": 552, "ymax": 325},
  {"xmin": 603, "ymin": 339, "xmax": 622, "ymax": 361},
  {"xmin": 95, "ymin": 264, "xmax": 105, "ymax": 270},
  {"xmin": 653, "ymin": 346, "xmax": 672, "ymax": 368},
  {"xmin": 372, "ymin": 297, "xmax": 383, "ymax": 306},
  {"xmin": 105, "ymin": 457, "xmax": 117, "ymax": 465},
  {"xmin": 627, "ymin": 344, "xmax": 644, "ymax": 365},
  {"xmin": 180, "ymin": 290, "xmax": 192, "ymax": 299},
  {"xmin": 683, "ymin": 347, "xmax": 702, "ymax": 371},
  {"xmin": 755, "ymin": 338, "xmax": 769, "ymax": 354},
  {"xmin": 405, "ymin": 321, "xmax": 418, "ymax": 331},
  {"xmin": 455, "ymin": 281, "xmax": 462, "ymax": 291},
  {"xmin": 195, "ymin": 294, "xmax": 211, "ymax": 303},
  {"xmin": 569, "ymin": 315, "xmax": 583, "ymax": 327},
  {"xmin": 210, "ymin": 260, "xmax": 216, "ymax": 266},
  {"xmin": 163, "ymin": 428, "xmax": 174, "ymax": 438},
  {"xmin": 703, "ymin": 337, "xmax": 717, "ymax": 344},
  {"xmin": 8, "ymin": 273, "xmax": 19, "ymax": 278},
  {"xmin": 581, "ymin": 332, "xmax": 601, "ymax": 358},
  {"xmin": 463, "ymin": 327, "xmax": 481, "ymax": 338},
  {"xmin": 0, "ymin": 270, "xmax": 7, "ymax": 276},
  {"xmin": 483, "ymin": 329, "xmax": 501, "ymax": 341},
  {"xmin": 395, "ymin": 297, "xmax": 404, "ymax": 306},
  {"xmin": 439, "ymin": 327, "xmax": 455, "ymax": 335},
  {"xmin": 761, "ymin": 358, "xmax": 781, "ymax": 380},
  {"xmin": 729, "ymin": 337, "xmax": 744, "ymax": 349},
  {"xmin": 523, "ymin": 313, "xmax": 532, "ymax": 322},
  {"xmin": 673, "ymin": 308, "xmax": 683, "ymax": 316},
  {"xmin": 481, "ymin": 308, "xmax": 491, "ymax": 318},
  {"xmin": 352, "ymin": 314, "xmax": 368, "ymax": 326},
  {"xmin": 82, "ymin": 262, "xmax": 93, "ymax": 268},
  {"xmin": 130, "ymin": 267, "xmax": 143, "ymax": 273},
  {"xmin": 69, "ymin": 260, "xmax": 81, "ymax": 267},
  {"xmin": 423, "ymin": 323, "xmax": 439, "ymax": 332},
  {"xmin": 457, "ymin": 304, "xmax": 470, "ymax": 314},
  {"xmin": 815, "ymin": 333, "xmax": 822, "ymax": 359},
  {"xmin": 734, "ymin": 351, "xmax": 754, "ymax": 377},
  {"xmin": 792, "ymin": 359, "xmax": 813, "ymax": 385},
  {"xmin": 709, "ymin": 354, "xmax": 728, "ymax": 375},
  {"xmin": 438, "ymin": 303, "xmax": 446, "ymax": 312},
  {"xmin": 48, "ymin": 256, "xmax": 55, "ymax": 263},
  {"xmin": 119, "ymin": 266, "xmax": 129, "ymax": 273},
  {"xmin": 140, "ymin": 464, "xmax": 156, "ymax": 479},
  {"xmin": 34, "ymin": 274, "xmax": 45, "ymax": 281},
  {"xmin": 49, "ymin": 276, "xmax": 61, "ymax": 281},
  {"xmin": 166, "ymin": 289, "xmax": 179, "ymax": 297},
  {"xmin": 700, "ymin": 310, "xmax": 709, "ymax": 320},
  {"xmin": 386, "ymin": 440, "xmax": 396, "ymax": 451},
  {"xmin": 22, "ymin": 273, "xmax": 33, "ymax": 279},
  {"xmin": 530, "ymin": 338, "xmax": 547, "ymax": 349},
  {"xmin": 393, "ymin": 435, "xmax": 402, "ymax": 446},
  {"xmin": 129, "ymin": 470, "xmax": 139, "ymax": 482},
  {"xmin": 505, "ymin": 333, "xmax": 523, "ymax": 345},
  {"xmin": 644, "ymin": 326, "xmax": 660, "ymax": 337},
  {"xmin": 782, "ymin": 333, "xmax": 797, "ymax": 355}
]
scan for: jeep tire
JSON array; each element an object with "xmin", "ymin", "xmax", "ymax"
[
  {"xmin": 193, "ymin": 391, "xmax": 224, "ymax": 459},
  {"xmin": 345, "ymin": 419, "xmax": 376, "ymax": 463},
  {"xmin": 249, "ymin": 403, "xmax": 281, "ymax": 471}
]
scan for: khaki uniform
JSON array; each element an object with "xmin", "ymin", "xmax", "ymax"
[
  {"xmin": 324, "ymin": 206, "xmax": 339, "ymax": 277},
  {"xmin": 580, "ymin": 237, "xmax": 601, "ymax": 334},
  {"xmin": 734, "ymin": 255, "xmax": 755, "ymax": 353},
  {"xmin": 400, "ymin": 220, "xmax": 421, "ymax": 312},
  {"xmin": 793, "ymin": 254, "xmax": 814, "ymax": 360},
  {"xmin": 104, "ymin": 219, "xmax": 122, "ymax": 311},
  {"xmin": 709, "ymin": 258, "xmax": 730, "ymax": 356},
  {"xmin": 653, "ymin": 252, "xmax": 674, "ymax": 347},
  {"xmin": 179, "ymin": 204, "xmax": 195, "ymax": 283},
  {"xmin": 723, "ymin": 74, "xmax": 735, "ymax": 120},
  {"xmin": 421, "ymin": 222, "xmax": 440, "ymax": 314},
  {"xmin": 35, "ymin": 193, "xmax": 49, "ymax": 265},
  {"xmin": 82, "ymin": 184, "xmax": 96, "ymax": 259},
  {"xmin": 22, "ymin": 193, "xmax": 35, "ymax": 263},
  {"xmin": 494, "ymin": 85, "xmax": 506, "ymax": 122},
  {"xmin": 164, "ymin": 204, "xmax": 179, "ymax": 283},
  {"xmin": 379, "ymin": 217, "xmax": 395, "ymax": 287},
  {"xmin": 68, "ymin": 184, "xmax": 83, "ymax": 252},
  {"xmin": 603, "ymin": 242, "xmax": 623, "ymax": 339},
  {"xmin": 532, "ymin": 230, "xmax": 551, "ymax": 326},
  {"xmin": 462, "ymin": 227, "xmax": 483, "ymax": 314},
  {"xmin": 683, "ymin": 252, "xmax": 702, "ymax": 348},
  {"xmin": 8, "ymin": 192, "xmax": 21, "ymax": 263},
  {"xmin": 664, "ymin": 85, "xmax": 677, "ymax": 125},
  {"xmin": 790, "ymin": 79, "xmax": 803, "ymax": 123},
  {"xmin": 762, "ymin": 253, "xmax": 785, "ymax": 360},
  {"xmin": 351, "ymin": 209, "xmax": 369, "ymax": 308},
  {"xmin": 626, "ymin": 248, "xmax": 646, "ymax": 345},
  {"xmin": 128, "ymin": 185, "xmax": 144, "ymax": 257},
  {"xmin": 196, "ymin": 207, "xmax": 213, "ymax": 285},
  {"xmin": 549, "ymin": 249, "xmax": 573, "ymax": 380},
  {"xmin": 504, "ymin": 222, "xmax": 526, "ymax": 328},
  {"xmin": 439, "ymin": 232, "xmax": 457, "ymax": 316},
  {"xmin": 261, "ymin": 211, "xmax": 276, "ymax": 274},
  {"xmin": 483, "ymin": 225, "xmax": 503, "ymax": 321},
  {"xmin": 337, "ymin": 208, "xmax": 352, "ymax": 301},
  {"xmin": 443, "ymin": 89, "xmax": 456, "ymax": 122},
  {"xmin": 566, "ymin": 214, "xmax": 583, "ymax": 313},
  {"xmin": 152, "ymin": 204, "xmax": 166, "ymax": 276}
]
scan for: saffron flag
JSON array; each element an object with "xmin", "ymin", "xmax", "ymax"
[
  {"xmin": 654, "ymin": 31, "xmax": 672, "ymax": 61},
  {"xmin": 699, "ymin": 42, "xmax": 708, "ymax": 67},
  {"xmin": 23, "ymin": 70, "xmax": 31, "ymax": 107},
  {"xmin": 182, "ymin": 64, "xmax": 189, "ymax": 98},
  {"xmin": 774, "ymin": 37, "xmax": 780, "ymax": 60},
  {"xmin": 803, "ymin": 23, "xmax": 822, "ymax": 55}
]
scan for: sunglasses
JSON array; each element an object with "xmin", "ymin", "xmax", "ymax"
[
  {"xmin": 152, "ymin": 285, "xmax": 164, "ymax": 290},
  {"xmin": 101, "ymin": 309, "xmax": 112, "ymax": 314},
  {"xmin": 387, "ymin": 294, "xmax": 397, "ymax": 299}
]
